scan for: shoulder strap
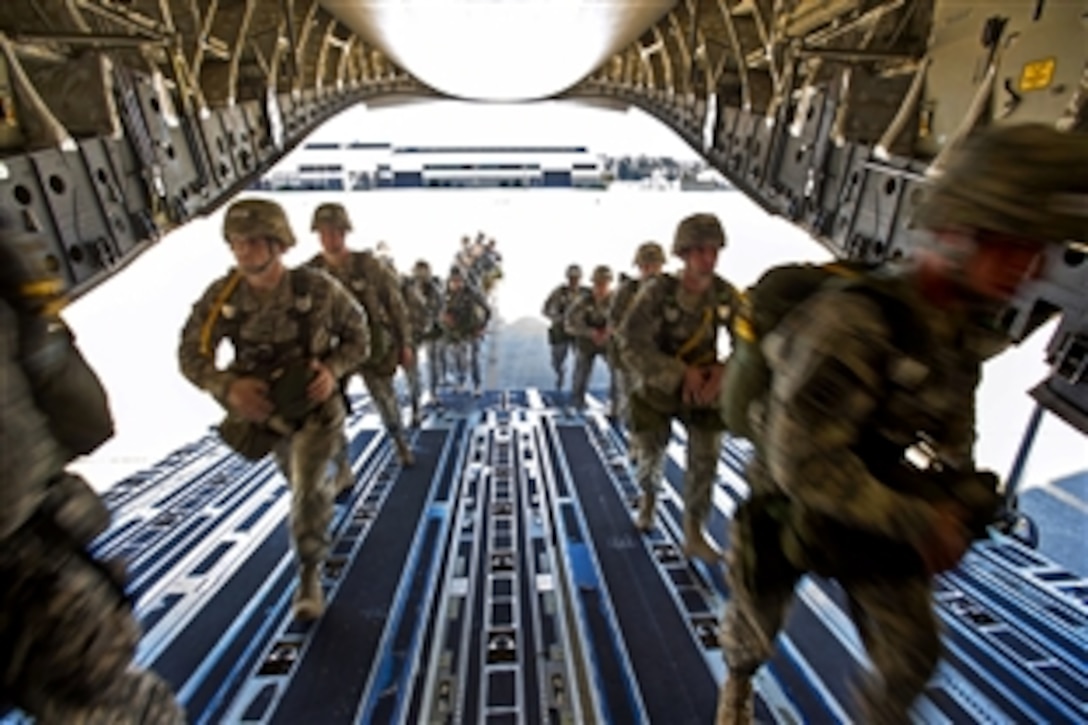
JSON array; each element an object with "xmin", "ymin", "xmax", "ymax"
[
  {"xmin": 289, "ymin": 267, "xmax": 314, "ymax": 356},
  {"xmin": 199, "ymin": 269, "xmax": 242, "ymax": 357}
]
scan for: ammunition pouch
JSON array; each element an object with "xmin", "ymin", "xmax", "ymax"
[
  {"xmin": 217, "ymin": 415, "xmax": 283, "ymax": 461},
  {"xmin": 268, "ymin": 359, "xmax": 318, "ymax": 422},
  {"xmin": 218, "ymin": 359, "xmax": 315, "ymax": 460}
]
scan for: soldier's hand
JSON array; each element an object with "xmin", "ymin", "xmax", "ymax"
[
  {"xmin": 227, "ymin": 377, "xmax": 273, "ymax": 423},
  {"xmin": 682, "ymin": 366, "xmax": 704, "ymax": 406},
  {"xmin": 917, "ymin": 502, "xmax": 971, "ymax": 574},
  {"xmin": 307, "ymin": 360, "xmax": 336, "ymax": 403},
  {"xmin": 696, "ymin": 363, "xmax": 725, "ymax": 406},
  {"xmin": 400, "ymin": 345, "xmax": 415, "ymax": 368}
]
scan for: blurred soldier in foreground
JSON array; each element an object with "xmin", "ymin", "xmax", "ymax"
[
  {"xmin": 565, "ymin": 264, "xmax": 616, "ymax": 411},
  {"xmin": 1, "ymin": 216, "xmax": 185, "ymax": 722},
  {"xmin": 717, "ymin": 124, "xmax": 1088, "ymax": 724},
  {"xmin": 618, "ymin": 214, "xmax": 740, "ymax": 562},
  {"xmin": 179, "ymin": 198, "xmax": 369, "ymax": 621},
  {"xmin": 542, "ymin": 264, "xmax": 590, "ymax": 392},
  {"xmin": 402, "ymin": 260, "xmax": 444, "ymax": 423},
  {"xmin": 307, "ymin": 203, "xmax": 416, "ymax": 467},
  {"xmin": 609, "ymin": 242, "xmax": 666, "ymax": 443},
  {"xmin": 441, "ymin": 266, "xmax": 491, "ymax": 395}
]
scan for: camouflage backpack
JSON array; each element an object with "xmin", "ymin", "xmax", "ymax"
[{"xmin": 720, "ymin": 260, "xmax": 913, "ymax": 442}]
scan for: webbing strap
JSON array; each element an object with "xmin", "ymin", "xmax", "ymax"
[
  {"xmin": 199, "ymin": 270, "xmax": 242, "ymax": 357},
  {"xmin": 675, "ymin": 306, "xmax": 714, "ymax": 364}
]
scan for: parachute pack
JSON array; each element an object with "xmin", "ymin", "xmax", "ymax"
[{"xmin": 719, "ymin": 260, "xmax": 912, "ymax": 443}]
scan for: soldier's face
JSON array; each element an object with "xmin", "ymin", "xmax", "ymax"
[
  {"xmin": 638, "ymin": 261, "xmax": 663, "ymax": 277},
  {"xmin": 681, "ymin": 245, "xmax": 718, "ymax": 278},
  {"xmin": 317, "ymin": 225, "xmax": 347, "ymax": 254},
  {"xmin": 963, "ymin": 232, "xmax": 1044, "ymax": 301},
  {"xmin": 228, "ymin": 235, "xmax": 279, "ymax": 274}
]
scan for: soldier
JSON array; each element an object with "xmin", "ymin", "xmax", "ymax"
[
  {"xmin": 1, "ymin": 216, "xmax": 185, "ymax": 723},
  {"xmin": 441, "ymin": 266, "xmax": 491, "ymax": 395},
  {"xmin": 479, "ymin": 237, "xmax": 504, "ymax": 301},
  {"xmin": 402, "ymin": 260, "xmax": 444, "ymax": 423},
  {"xmin": 542, "ymin": 264, "xmax": 590, "ymax": 392},
  {"xmin": 179, "ymin": 198, "xmax": 370, "ymax": 621},
  {"xmin": 565, "ymin": 264, "xmax": 617, "ymax": 411},
  {"xmin": 617, "ymin": 214, "xmax": 740, "ymax": 562},
  {"xmin": 307, "ymin": 203, "xmax": 416, "ymax": 467},
  {"xmin": 717, "ymin": 124, "xmax": 1088, "ymax": 723},
  {"xmin": 609, "ymin": 242, "xmax": 666, "ymax": 437}
]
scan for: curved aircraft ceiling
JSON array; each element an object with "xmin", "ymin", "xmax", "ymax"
[{"xmin": 319, "ymin": 1, "xmax": 674, "ymax": 101}]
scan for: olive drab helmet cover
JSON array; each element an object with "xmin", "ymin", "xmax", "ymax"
[
  {"xmin": 223, "ymin": 198, "xmax": 297, "ymax": 249},
  {"xmin": 633, "ymin": 241, "xmax": 666, "ymax": 266},
  {"xmin": 672, "ymin": 213, "xmax": 727, "ymax": 255},
  {"xmin": 591, "ymin": 265, "xmax": 613, "ymax": 283},
  {"xmin": 915, "ymin": 124, "xmax": 1088, "ymax": 246},
  {"xmin": 311, "ymin": 202, "xmax": 353, "ymax": 232}
]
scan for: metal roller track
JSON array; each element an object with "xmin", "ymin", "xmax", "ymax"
[{"xmin": 3, "ymin": 389, "xmax": 1084, "ymax": 724}]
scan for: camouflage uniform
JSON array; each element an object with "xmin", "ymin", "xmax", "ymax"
[
  {"xmin": 565, "ymin": 265, "xmax": 616, "ymax": 410},
  {"xmin": 1, "ymin": 223, "xmax": 184, "ymax": 722},
  {"xmin": 308, "ymin": 254, "xmax": 411, "ymax": 418},
  {"xmin": 609, "ymin": 242, "xmax": 666, "ymax": 428},
  {"xmin": 180, "ymin": 198, "xmax": 369, "ymax": 621},
  {"xmin": 308, "ymin": 203, "xmax": 415, "ymax": 467},
  {"xmin": 718, "ymin": 124, "xmax": 1088, "ymax": 724},
  {"xmin": 424, "ymin": 273, "xmax": 448, "ymax": 393},
  {"xmin": 720, "ymin": 280, "xmax": 990, "ymax": 722},
  {"xmin": 400, "ymin": 276, "xmax": 427, "ymax": 416},
  {"xmin": 542, "ymin": 266, "xmax": 590, "ymax": 391},
  {"xmin": 441, "ymin": 268, "xmax": 491, "ymax": 393},
  {"xmin": 617, "ymin": 215, "xmax": 739, "ymax": 561}
]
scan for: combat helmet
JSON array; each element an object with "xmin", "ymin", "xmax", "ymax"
[
  {"xmin": 311, "ymin": 202, "xmax": 352, "ymax": 232},
  {"xmin": 413, "ymin": 259, "xmax": 432, "ymax": 278},
  {"xmin": 223, "ymin": 198, "xmax": 296, "ymax": 248},
  {"xmin": 566, "ymin": 263, "xmax": 583, "ymax": 279},
  {"xmin": 633, "ymin": 241, "xmax": 665, "ymax": 266},
  {"xmin": 915, "ymin": 124, "xmax": 1088, "ymax": 246},
  {"xmin": 591, "ymin": 265, "xmax": 613, "ymax": 283},
  {"xmin": 672, "ymin": 213, "xmax": 727, "ymax": 255}
]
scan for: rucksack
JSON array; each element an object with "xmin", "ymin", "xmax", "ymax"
[
  {"xmin": 1, "ymin": 228, "xmax": 115, "ymax": 457},
  {"xmin": 720, "ymin": 260, "xmax": 912, "ymax": 442}
]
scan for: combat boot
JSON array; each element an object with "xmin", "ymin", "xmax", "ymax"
[
  {"xmin": 635, "ymin": 490, "xmax": 656, "ymax": 532},
  {"xmin": 395, "ymin": 434, "xmax": 415, "ymax": 467},
  {"xmin": 716, "ymin": 673, "xmax": 753, "ymax": 725},
  {"xmin": 683, "ymin": 515, "xmax": 723, "ymax": 563},
  {"xmin": 410, "ymin": 403, "xmax": 422, "ymax": 428},
  {"xmin": 293, "ymin": 564, "xmax": 325, "ymax": 621}
]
